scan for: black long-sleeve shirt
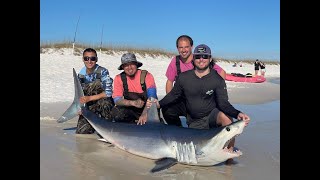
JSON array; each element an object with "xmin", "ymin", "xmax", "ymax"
[{"xmin": 159, "ymin": 69, "xmax": 240, "ymax": 119}]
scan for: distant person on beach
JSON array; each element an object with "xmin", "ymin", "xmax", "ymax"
[
  {"xmin": 259, "ymin": 61, "xmax": 266, "ymax": 76},
  {"xmin": 163, "ymin": 35, "xmax": 226, "ymax": 126},
  {"xmin": 76, "ymin": 48, "xmax": 115, "ymax": 134},
  {"xmin": 110, "ymin": 52, "xmax": 158, "ymax": 125},
  {"xmin": 254, "ymin": 59, "xmax": 260, "ymax": 76},
  {"xmin": 147, "ymin": 44, "xmax": 251, "ymax": 165}
]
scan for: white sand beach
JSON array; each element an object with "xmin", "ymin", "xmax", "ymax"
[{"xmin": 40, "ymin": 48, "xmax": 280, "ymax": 180}]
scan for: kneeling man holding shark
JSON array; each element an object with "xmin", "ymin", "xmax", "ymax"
[{"xmin": 144, "ymin": 44, "xmax": 250, "ymax": 166}]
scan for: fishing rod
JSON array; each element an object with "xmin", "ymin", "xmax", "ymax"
[
  {"xmin": 100, "ymin": 24, "xmax": 104, "ymax": 56},
  {"xmin": 72, "ymin": 15, "xmax": 80, "ymax": 55}
]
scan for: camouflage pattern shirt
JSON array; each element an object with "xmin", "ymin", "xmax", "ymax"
[{"xmin": 78, "ymin": 64, "xmax": 113, "ymax": 97}]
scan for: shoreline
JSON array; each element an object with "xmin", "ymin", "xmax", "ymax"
[
  {"xmin": 40, "ymin": 100, "xmax": 280, "ymax": 180},
  {"xmin": 226, "ymin": 81, "xmax": 280, "ymax": 105},
  {"xmin": 41, "ymin": 80, "xmax": 280, "ymax": 120}
]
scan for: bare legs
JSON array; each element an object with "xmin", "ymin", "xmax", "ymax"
[{"xmin": 255, "ymin": 70, "xmax": 259, "ymax": 76}]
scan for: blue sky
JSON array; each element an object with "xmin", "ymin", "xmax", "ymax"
[{"xmin": 40, "ymin": 0, "xmax": 280, "ymax": 61}]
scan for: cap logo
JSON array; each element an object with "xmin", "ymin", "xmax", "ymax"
[{"xmin": 197, "ymin": 47, "xmax": 206, "ymax": 53}]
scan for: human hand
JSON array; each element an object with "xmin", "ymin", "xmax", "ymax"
[
  {"xmin": 137, "ymin": 113, "xmax": 147, "ymax": 125},
  {"xmin": 77, "ymin": 110, "xmax": 82, "ymax": 115},
  {"xmin": 145, "ymin": 98, "xmax": 160, "ymax": 109},
  {"xmin": 131, "ymin": 99, "xmax": 145, "ymax": 108},
  {"xmin": 79, "ymin": 96, "xmax": 91, "ymax": 104},
  {"xmin": 237, "ymin": 113, "xmax": 250, "ymax": 126}
]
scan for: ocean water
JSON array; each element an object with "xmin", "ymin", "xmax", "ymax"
[
  {"xmin": 234, "ymin": 100, "xmax": 280, "ymax": 124},
  {"xmin": 268, "ymin": 77, "xmax": 280, "ymax": 85},
  {"xmin": 179, "ymin": 100, "xmax": 280, "ymax": 127}
]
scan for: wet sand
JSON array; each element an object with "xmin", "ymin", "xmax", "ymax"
[{"xmin": 40, "ymin": 82, "xmax": 280, "ymax": 180}]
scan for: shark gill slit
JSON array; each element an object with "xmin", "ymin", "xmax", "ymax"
[{"xmin": 173, "ymin": 141, "xmax": 197, "ymax": 164}]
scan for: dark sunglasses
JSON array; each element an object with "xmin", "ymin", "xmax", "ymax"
[
  {"xmin": 194, "ymin": 54, "xmax": 211, "ymax": 59},
  {"xmin": 83, "ymin": 56, "xmax": 97, "ymax": 61}
]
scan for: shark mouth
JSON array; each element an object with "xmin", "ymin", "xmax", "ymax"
[{"xmin": 222, "ymin": 134, "xmax": 242, "ymax": 155}]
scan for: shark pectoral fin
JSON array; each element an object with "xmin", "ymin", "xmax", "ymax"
[
  {"xmin": 150, "ymin": 158, "xmax": 177, "ymax": 173},
  {"xmin": 97, "ymin": 138, "xmax": 112, "ymax": 144},
  {"xmin": 97, "ymin": 138, "xmax": 108, "ymax": 142}
]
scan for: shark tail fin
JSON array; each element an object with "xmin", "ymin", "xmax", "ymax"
[{"xmin": 57, "ymin": 68, "xmax": 85, "ymax": 123}]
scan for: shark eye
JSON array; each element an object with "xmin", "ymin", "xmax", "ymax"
[{"xmin": 226, "ymin": 126, "xmax": 230, "ymax": 131}]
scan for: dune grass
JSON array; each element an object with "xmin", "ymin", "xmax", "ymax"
[
  {"xmin": 40, "ymin": 41, "xmax": 280, "ymax": 65},
  {"xmin": 40, "ymin": 41, "xmax": 175, "ymax": 58}
]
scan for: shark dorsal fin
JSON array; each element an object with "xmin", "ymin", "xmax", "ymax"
[{"xmin": 147, "ymin": 97, "xmax": 160, "ymax": 123}]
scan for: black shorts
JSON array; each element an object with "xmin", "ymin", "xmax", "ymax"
[{"xmin": 188, "ymin": 108, "xmax": 220, "ymax": 129}]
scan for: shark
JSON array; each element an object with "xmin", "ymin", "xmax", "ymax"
[{"xmin": 57, "ymin": 68, "xmax": 246, "ymax": 172}]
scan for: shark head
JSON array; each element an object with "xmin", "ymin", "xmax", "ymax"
[{"xmin": 196, "ymin": 120, "xmax": 246, "ymax": 165}]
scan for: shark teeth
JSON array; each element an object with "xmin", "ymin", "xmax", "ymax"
[
  {"xmin": 222, "ymin": 133, "xmax": 240, "ymax": 149},
  {"xmin": 223, "ymin": 147, "xmax": 242, "ymax": 155}
]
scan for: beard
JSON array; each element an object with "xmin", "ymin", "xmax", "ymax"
[
  {"xmin": 128, "ymin": 73, "xmax": 135, "ymax": 77},
  {"xmin": 194, "ymin": 63, "xmax": 210, "ymax": 71},
  {"xmin": 124, "ymin": 68, "xmax": 137, "ymax": 77}
]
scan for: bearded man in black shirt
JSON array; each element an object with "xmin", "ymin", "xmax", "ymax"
[{"xmin": 149, "ymin": 44, "xmax": 251, "ymax": 165}]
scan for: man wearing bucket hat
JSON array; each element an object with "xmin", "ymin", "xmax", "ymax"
[
  {"xmin": 148, "ymin": 44, "xmax": 250, "ymax": 165},
  {"xmin": 110, "ymin": 52, "xmax": 158, "ymax": 125}
]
